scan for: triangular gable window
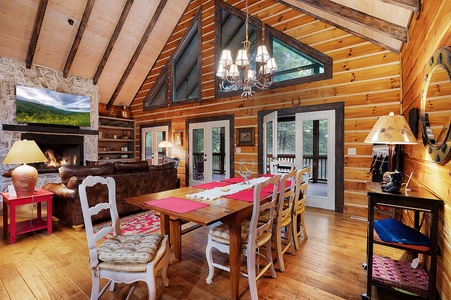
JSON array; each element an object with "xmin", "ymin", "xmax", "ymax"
[
  {"xmin": 143, "ymin": 64, "xmax": 168, "ymax": 111},
  {"xmin": 265, "ymin": 25, "xmax": 332, "ymax": 89},
  {"xmin": 171, "ymin": 9, "xmax": 202, "ymax": 104}
]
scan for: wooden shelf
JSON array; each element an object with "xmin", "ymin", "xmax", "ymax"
[{"xmin": 98, "ymin": 116, "xmax": 135, "ymax": 162}]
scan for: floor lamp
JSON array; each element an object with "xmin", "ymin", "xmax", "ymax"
[{"xmin": 158, "ymin": 140, "xmax": 173, "ymax": 157}]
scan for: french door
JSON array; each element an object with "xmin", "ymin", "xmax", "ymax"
[
  {"xmin": 141, "ymin": 126, "xmax": 169, "ymax": 165},
  {"xmin": 295, "ymin": 110, "xmax": 335, "ymax": 210},
  {"xmin": 189, "ymin": 120, "xmax": 230, "ymax": 186}
]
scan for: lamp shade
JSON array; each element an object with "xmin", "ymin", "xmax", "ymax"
[
  {"xmin": 364, "ymin": 112, "xmax": 417, "ymax": 144},
  {"xmin": 158, "ymin": 140, "xmax": 173, "ymax": 148},
  {"xmin": 2, "ymin": 140, "xmax": 47, "ymax": 197},
  {"xmin": 2, "ymin": 140, "xmax": 47, "ymax": 164}
]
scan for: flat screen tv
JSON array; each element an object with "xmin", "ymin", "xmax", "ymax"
[{"xmin": 16, "ymin": 85, "xmax": 91, "ymax": 127}]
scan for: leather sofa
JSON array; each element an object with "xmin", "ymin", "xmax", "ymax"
[{"xmin": 43, "ymin": 161, "xmax": 178, "ymax": 229}]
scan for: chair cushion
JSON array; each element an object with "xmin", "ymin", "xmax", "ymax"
[
  {"xmin": 209, "ymin": 221, "xmax": 251, "ymax": 244},
  {"xmin": 98, "ymin": 234, "xmax": 163, "ymax": 263}
]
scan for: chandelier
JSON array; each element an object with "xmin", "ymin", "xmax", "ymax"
[{"xmin": 216, "ymin": 0, "xmax": 277, "ymax": 98}]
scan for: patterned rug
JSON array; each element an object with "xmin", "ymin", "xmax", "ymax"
[{"xmin": 92, "ymin": 210, "xmax": 160, "ymax": 237}]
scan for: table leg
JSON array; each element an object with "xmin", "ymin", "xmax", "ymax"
[
  {"xmin": 170, "ymin": 219, "xmax": 182, "ymax": 260},
  {"xmin": 226, "ymin": 218, "xmax": 242, "ymax": 300},
  {"xmin": 47, "ymin": 198, "xmax": 52, "ymax": 234},
  {"xmin": 10, "ymin": 203, "xmax": 16, "ymax": 244},
  {"xmin": 3, "ymin": 201, "xmax": 7, "ymax": 239},
  {"xmin": 37, "ymin": 201, "xmax": 42, "ymax": 219}
]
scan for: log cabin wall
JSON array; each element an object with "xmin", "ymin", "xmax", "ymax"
[
  {"xmin": 131, "ymin": 0, "xmax": 401, "ymax": 218},
  {"xmin": 400, "ymin": 0, "xmax": 451, "ymax": 297}
]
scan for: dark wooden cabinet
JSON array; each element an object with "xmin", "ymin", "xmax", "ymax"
[{"xmin": 362, "ymin": 182, "xmax": 443, "ymax": 300}]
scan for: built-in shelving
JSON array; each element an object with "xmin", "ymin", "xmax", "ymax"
[{"xmin": 98, "ymin": 116, "xmax": 135, "ymax": 163}]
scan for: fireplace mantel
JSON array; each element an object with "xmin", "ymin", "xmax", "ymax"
[{"xmin": 2, "ymin": 124, "xmax": 98, "ymax": 135}]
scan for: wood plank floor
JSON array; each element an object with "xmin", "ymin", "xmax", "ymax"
[{"xmin": 0, "ymin": 207, "xmax": 407, "ymax": 300}]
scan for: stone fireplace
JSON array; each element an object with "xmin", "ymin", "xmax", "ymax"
[{"xmin": 0, "ymin": 56, "xmax": 99, "ymax": 193}]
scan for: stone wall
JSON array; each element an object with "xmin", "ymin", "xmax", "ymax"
[{"xmin": 0, "ymin": 56, "xmax": 99, "ymax": 192}]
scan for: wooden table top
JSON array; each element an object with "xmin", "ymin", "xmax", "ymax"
[{"xmin": 125, "ymin": 186, "xmax": 255, "ymax": 226}]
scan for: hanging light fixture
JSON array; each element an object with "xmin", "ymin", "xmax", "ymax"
[{"xmin": 216, "ymin": 0, "xmax": 277, "ymax": 98}]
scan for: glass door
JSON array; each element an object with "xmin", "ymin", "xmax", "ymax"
[
  {"xmin": 295, "ymin": 110, "xmax": 335, "ymax": 210},
  {"xmin": 189, "ymin": 120, "xmax": 229, "ymax": 185},
  {"xmin": 263, "ymin": 111, "xmax": 278, "ymax": 173},
  {"xmin": 141, "ymin": 126, "xmax": 169, "ymax": 165}
]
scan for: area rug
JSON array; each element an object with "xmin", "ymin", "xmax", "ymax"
[{"xmin": 92, "ymin": 210, "xmax": 160, "ymax": 237}]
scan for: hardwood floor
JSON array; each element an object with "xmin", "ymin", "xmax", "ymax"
[{"xmin": 0, "ymin": 207, "xmax": 407, "ymax": 300}]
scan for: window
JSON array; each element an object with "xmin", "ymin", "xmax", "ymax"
[
  {"xmin": 172, "ymin": 9, "xmax": 202, "ymax": 104},
  {"xmin": 215, "ymin": 1, "xmax": 262, "ymax": 98},
  {"xmin": 265, "ymin": 25, "xmax": 332, "ymax": 89},
  {"xmin": 143, "ymin": 64, "xmax": 168, "ymax": 110}
]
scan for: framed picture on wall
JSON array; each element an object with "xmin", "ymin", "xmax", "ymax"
[
  {"xmin": 174, "ymin": 131, "xmax": 183, "ymax": 146},
  {"xmin": 237, "ymin": 128, "xmax": 254, "ymax": 146}
]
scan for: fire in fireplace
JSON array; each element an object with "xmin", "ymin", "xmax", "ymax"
[{"xmin": 21, "ymin": 133, "xmax": 84, "ymax": 173}]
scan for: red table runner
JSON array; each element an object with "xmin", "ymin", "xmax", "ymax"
[
  {"xmin": 145, "ymin": 197, "xmax": 209, "ymax": 214},
  {"xmin": 226, "ymin": 189, "xmax": 272, "ymax": 202}
]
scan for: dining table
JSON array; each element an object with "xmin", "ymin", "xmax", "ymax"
[{"xmin": 125, "ymin": 176, "xmax": 275, "ymax": 300}]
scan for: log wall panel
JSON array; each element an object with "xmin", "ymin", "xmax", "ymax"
[
  {"xmin": 131, "ymin": 0, "xmax": 400, "ymax": 214},
  {"xmin": 400, "ymin": 0, "xmax": 451, "ymax": 298}
]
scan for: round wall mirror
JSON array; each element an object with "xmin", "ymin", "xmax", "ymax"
[{"xmin": 420, "ymin": 46, "xmax": 451, "ymax": 164}]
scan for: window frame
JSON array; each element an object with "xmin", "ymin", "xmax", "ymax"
[
  {"xmin": 264, "ymin": 24, "xmax": 333, "ymax": 89},
  {"xmin": 214, "ymin": 0, "xmax": 263, "ymax": 99},
  {"xmin": 171, "ymin": 8, "xmax": 202, "ymax": 105},
  {"xmin": 143, "ymin": 63, "xmax": 169, "ymax": 111}
]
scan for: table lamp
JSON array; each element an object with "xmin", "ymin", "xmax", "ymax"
[
  {"xmin": 158, "ymin": 140, "xmax": 173, "ymax": 156},
  {"xmin": 365, "ymin": 112, "xmax": 417, "ymax": 171},
  {"xmin": 2, "ymin": 140, "xmax": 48, "ymax": 197}
]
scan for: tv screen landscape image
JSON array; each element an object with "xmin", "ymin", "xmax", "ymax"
[{"xmin": 16, "ymin": 86, "xmax": 91, "ymax": 127}]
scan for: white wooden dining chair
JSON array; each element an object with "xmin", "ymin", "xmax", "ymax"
[
  {"xmin": 205, "ymin": 175, "xmax": 281, "ymax": 300},
  {"xmin": 272, "ymin": 169, "xmax": 299, "ymax": 272},
  {"xmin": 270, "ymin": 160, "xmax": 295, "ymax": 174},
  {"xmin": 292, "ymin": 166, "xmax": 311, "ymax": 250},
  {"xmin": 79, "ymin": 175, "xmax": 170, "ymax": 300}
]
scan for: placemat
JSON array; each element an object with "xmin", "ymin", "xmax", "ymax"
[
  {"xmin": 145, "ymin": 197, "xmax": 209, "ymax": 214},
  {"xmin": 221, "ymin": 177, "xmax": 244, "ymax": 184}
]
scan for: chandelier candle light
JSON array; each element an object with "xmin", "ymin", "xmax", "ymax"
[{"xmin": 216, "ymin": 0, "xmax": 277, "ymax": 98}]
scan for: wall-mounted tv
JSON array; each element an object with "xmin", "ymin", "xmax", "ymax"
[{"xmin": 16, "ymin": 85, "xmax": 91, "ymax": 127}]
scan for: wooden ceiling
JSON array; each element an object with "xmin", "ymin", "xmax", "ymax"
[{"xmin": 0, "ymin": 0, "xmax": 417, "ymax": 107}]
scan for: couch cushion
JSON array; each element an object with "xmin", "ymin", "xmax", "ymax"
[
  {"xmin": 148, "ymin": 161, "xmax": 175, "ymax": 171},
  {"xmin": 59, "ymin": 163, "xmax": 114, "ymax": 185},
  {"xmin": 113, "ymin": 161, "xmax": 149, "ymax": 174}
]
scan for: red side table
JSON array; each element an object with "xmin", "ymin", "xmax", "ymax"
[{"xmin": 1, "ymin": 189, "xmax": 53, "ymax": 244}]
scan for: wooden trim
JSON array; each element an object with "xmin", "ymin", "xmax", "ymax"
[
  {"xmin": 2, "ymin": 124, "xmax": 98, "ymax": 135},
  {"xmin": 26, "ymin": 0, "xmax": 48, "ymax": 69},
  {"xmin": 63, "ymin": 0, "xmax": 96, "ymax": 78},
  {"xmin": 93, "ymin": 0, "xmax": 134, "ymax": 85},
  {"xmin": 106, "ymin": 0, "xmax": 168, "ymax": 110}
]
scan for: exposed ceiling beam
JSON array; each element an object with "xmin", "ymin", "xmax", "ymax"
[
  {"xmin": 379, "ymin": 0, "xmax": 420, "ymax": 12},
  {"xmin": 106, "ymin": 0, "xmax": 168, "ymax": 110},
  {"xmin": 93, "ymin": 0, "xmax": 134, "ymax": 85},
  {"xmin": 276, "ymin": 0, "xmax": 403, "ymax": 53},
  {"xmin": 280, "ymin": 0, "xmax": 407, "ymax": 43},
  {"xmin": 63, "ymin": 0, "xmax": 96, "ymax": 78},
  {"xmin": 26, "ymin": 0, "xmax": 48, "ymax": 69}
]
